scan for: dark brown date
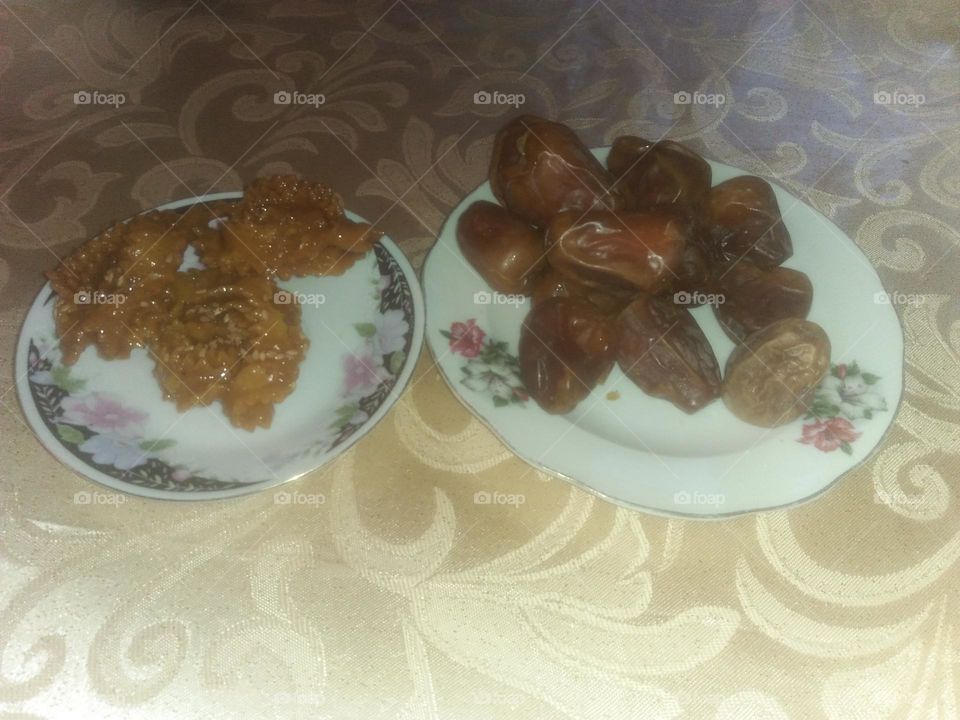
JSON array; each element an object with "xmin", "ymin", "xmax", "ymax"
[
  {"xmin": 531, "ymin": 265, "xmax": 637, "ymax": 314},
  {"xmin": 722, "ymin": 318, "xmax": 830, "ymax": 427},
  {"xmin": 530, "ymin": 264, "xmax": 580, "ymax": 305},
  {"xmin": 616, "ymin": 295, "xmax": 721, "ymax": 413},
  {"xmin": 607, "ymin": 135, "xmax": 653, "ymax": 177},
  {"xmin": 667, "ymin": 239, "xmax": 714, "ymax": 304},
  {"xmin": 518, "ymin": 297, "xmax": 618, "ymax": 414},
  {"xmin": 709, "ymin": 175, "xmax": 792, "ymax": 267},
  {"xmin": 546, "ymin": 209, "xmax": 688, "ymax": 293},
  {"xmin": 607, "ymin": 137, "xmax": 712, "ymax": 216},
  {"xmin": 713, "ymin": 261, "xmax": 813, "ymax": 341},
  {"xmin": 456, "ymin": 200, "xmax": 545, "ymax": 295},
  {"xmin": 608, "ymin": 137, "xmax": 720, "ymax": 299},
  {"xmin": 490, "ymin": 115, "xmax": 623, "ymax": 227},
  {"xmin": 663, "ymin": 225, "xmax": 728, "ymax": 305}
]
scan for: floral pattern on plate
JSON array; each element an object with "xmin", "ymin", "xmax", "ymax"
[
  {"xmin": 23, "ymin": 242, "xmax": 419, "ymax": 495},
  {"xmin": 438, "ymin": 315, "xmax": 888, "ymax": 456},
  {"xmin": 26, "ymin": 334, "xmax": 239, "ymax": 491},
  {"xmin": 798, "ymin": 362, "xmax": 887, "ymax": 454},
  {"xmin": 325, "ymin": 267, "xmax": 413, "ymax": 446},
  {"xmin": 440, "ymin": 319, "xmax": 528, "ymax": 407}
]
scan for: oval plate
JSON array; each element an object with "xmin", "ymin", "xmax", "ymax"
[
  {"xmin": 423, "ymin": 150, "xmax": 903, "ymax": 518},
  {"xmin": 16, "ymin": 192, "xmax": 425, "ymax": 500}
]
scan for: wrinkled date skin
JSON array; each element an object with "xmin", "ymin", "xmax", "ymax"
[
  {"xmin": 723, "ymin": 318, "xmax": 830, "ymax": 427},
  {"xmin": 531, "ymin": 265, "xmax": 637, "ymax": 315},
  {"xmin": 531, "ymin": 265, "xmax": 587, "ymax": 305},
  {"xmin": 490, "ymin": 115, "xmax": 623, "ymax": 227},
  {"xmin": 664, "ymin": 228, "xmax": 728, "ymax": 305},
  {"xmin": 667, "ymin": 240, "xmax": 714, "ymax": 304},
  {"xmin": 456, "ymin": 200, "xmax": 546, "ymax": 295},
  {"xmin": 546, "ymin": 209, "xmax": 687, "ymax": 293},
  {"xmin": 607, "ymin": 137, "xmax": 719, "ymax": 302},
  {"xmin": 607, "ymin": 135, "xmax": 652, "ymax": 178},
  {"xmin": 519, "ymin": 297, "xmax": 618, "ymax": 414},
  {"xmin": 709, "ymin": 175, "xmax": 793, "ymax": 267},
  {"xmin": 531, "ymin": 264, "xmax": 583, "ymax": 304},
  {"xmin": 616, "ymin": 295, "xmax": 721, "ymax": 413},
  {"xmin": 607, "ymin": 137, "xmax": 713, "ymax": 217},
  {"xmin": 713, "ymin": 261, "xmax": 813, "ymax": 341}
]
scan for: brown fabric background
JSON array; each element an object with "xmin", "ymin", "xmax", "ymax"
[{"xmin": 0, "ymin": 1, "xmax": 958, "ymax": 718}]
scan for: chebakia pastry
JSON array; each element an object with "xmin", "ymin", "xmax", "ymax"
[
  {"xmin": 44, "ymin": 175, "xmax": 377, "ymax": 429},
  {"xmin": 195, "ymin": 175, "xmax": 381, "ymax": 279},
  {"xmin": 46, "ymin": 210, "xmax": 197, "ymax": 364},
  {"xmin": 151, "ymin": 269, "xmax": 308, "ymax": 431}
]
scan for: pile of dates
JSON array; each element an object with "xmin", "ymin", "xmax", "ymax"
[{"xmin": 458, "ymin": 115, "xmax": 831, "ymax": 428}]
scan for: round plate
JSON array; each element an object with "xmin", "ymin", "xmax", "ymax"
[
  {"xmin": 423, "ymin": 149, "xmax": 904, "ymax": 518},
  {"xmin": 16, "ymin": 192, "xmax": 425, "ymax": 500}
]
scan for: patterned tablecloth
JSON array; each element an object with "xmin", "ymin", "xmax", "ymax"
[{"xmin": 1, "ymin": 2, "xmax": 958, "ymax": 718}]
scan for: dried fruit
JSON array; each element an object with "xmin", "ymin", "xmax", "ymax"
[
  {"xmin": 519, "ymin": 297, "xmax": 618, "ymax": 413},
  {"xmin": 722, "ymin": 318, "xmax": 830, "ymax": 427},
  {"xmin": 546, "ymin": 209, "xmax": 687, "ymax": 293},
  {"xmin": 709, "ymin": 175, "xmax": 792, "ymax": 267},
  {"xmin": 490, "ymin": 115, "xmax": 623, "ymax": 227},
  {"xmin": 616, "ymin": 295, "xmax": 721, "ymax": 412},
  {"xmin": 457, "ymin": 200, "xmax": 545, "ymax": 295},
  {"xmin": 608, "ymin": 137, "xmax": 712, "ymax": 216},
  {"xmin": 713, "ymin": 261, "xmax": 813, "ymax": 341}
]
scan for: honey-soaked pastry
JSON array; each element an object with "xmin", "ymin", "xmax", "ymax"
[
  {"xmin": 45, "ymin": 211, "xmax": 195, "ymax": 364},
  {"xmin": 149, "ymin": 269, "xmax": 308, "ymax": 431},
  {"xmin": 196, "ymin": 175, "xmax": 380, "ymax": 280},
  {"xmin": 177, "ymin": 200, "xmax": 236, "ymax": 243}
]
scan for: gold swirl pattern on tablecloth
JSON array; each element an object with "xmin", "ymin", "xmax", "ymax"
[{"xmin": 0, "ymin": 1, "xmax": 957, "ymax": 719}]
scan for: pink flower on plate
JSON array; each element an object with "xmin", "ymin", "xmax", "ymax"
[
  {"xmin": 60, "ymin": 393, "xmax": 147, "ymax": 437},
  {"xmin": 343, "ymin": 352, "xmax": 390, "ymax": 396},
  {"xmin": 799, "ymin": 417, "xmax": 861, "ymax": 453},
  {"xmin": 447, "ymin": 319, "xmax": 485, "ymax": 358}
]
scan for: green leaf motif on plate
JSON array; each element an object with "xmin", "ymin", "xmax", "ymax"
[
  {"xmin": 334, "ymin": 402, "xmax": 359, "ymax": 430},
  {"xmin": 140, "ymin": 438, "xmax": 176, "ymax": 452},
  {"xmin": 389, "ymin": 350, "xmax": 406, "ymax": 375},
  {"xmin": 354, "ymin": 323, "xmax": 377, "ymax": 338},
  {"xmin": 51, "ymin": 365, "xmax": 85, "ymax": 393},
  {"xmin": 56, "ymin": 424, "xmax": 85, "ymax": 445}
]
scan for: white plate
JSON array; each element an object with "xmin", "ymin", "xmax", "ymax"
[
  {"xmin": 423, "ymin": 150, "xmax": 903, "ymax": 518},
  {"xmin": 16, "ymin": 192, "xmax": 424, "ymax": 500}
]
